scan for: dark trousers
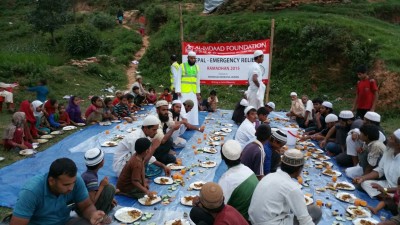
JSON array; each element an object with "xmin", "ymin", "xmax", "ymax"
[
  {"xmin": 336, "ymin": 152, "xmax": 354, "ymax": 167},
  {"xmin": 356, "ymin": 109, "xmax": 369, "ymax": 119},
  {"xmin": 153, "ymin": 137, "xmax": 176, "ymax": 165},
  {"xmin": 190, "ymin": 207, "xmax": 214, "ymax": 225},
  {"xmin": 95, "ymin": 184, "xmax": 116, "ymax": 214}
]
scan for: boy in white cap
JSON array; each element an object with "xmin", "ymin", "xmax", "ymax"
[
  {"xmin": 246, "ymin": 50, "xmax": 265, "ymax": 109},
  {"xmin": 249, "ymin": 149, "xmax": 322, "ymax": 225},
  {"xmin": 218, "ymin": 140, "xmax": 259, "ymax": 220},
  {"xmin": 175, "ymin": 51, "xmax": 200, "ymax": 125},
  {"xmin": 235, "ymin": 106, "xmax": 257, "ymax": 149},
  {"xmin": 265, "ymin": 101, "xmax": 275, "ymax": 112},
  {"xmin": 82, "ymin": 148, "xmax": 116, "ymax": 215},
  {"xmin": 302, "ymin": 114, "xmax": 338, "ymax": 143}
]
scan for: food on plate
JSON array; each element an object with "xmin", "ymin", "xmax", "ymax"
[
  {"xmin": 127, "ymin": 209, "xmax": 141, "ymax": 219},
  {"xmin": 172, "ymin": 220, "xmax": 183, "ymax": 225},
  {"xmin": 323, "ymin": 169, "xmax": 336, "ymax": 176},
  {"xmin": 106, "ymin": 142, "xmax": 117, "ymax": 147},
  {"xmin": 360, "ymin": 219, "xmax": 376, "ymax": 225},
  {"xmin": 144, "ymin": 192, "xmax": 158, "ymax": 205},
  {"xmin": 160, "ymin": 178, "xmax": 169, "ymax": 184},
  {"xmin": 184, "ymin": 196, "xmax": 195, "ymax": 202},
  {"xmin": 336, "ymin": 182, "xmax": 353, "ymax": 190},
  {"xmin": 194, "ymin": 183, "xmax": 203, "ymax": 188},
  {"xmin": 341, "ymin": 194, "xmax": 352, "ymax": 201}
]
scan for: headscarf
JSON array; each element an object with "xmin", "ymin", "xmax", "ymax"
[
  {"xmin": 3, "ymin": 112, "xmax": 26, "ymax": 140},
  {"xmin": 19, "ymin": 100, "xmax": 36, "ymax": 124},
  {"xmin": 66, "ymin": 96, "xmax": 84, "ymax": 123},
  {"xmin": 32, "ymin": 100, "xmax": 44, "ymax": 117}
]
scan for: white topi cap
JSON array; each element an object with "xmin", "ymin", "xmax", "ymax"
[
  {"xmin": 322, "ymin": 101, "xmax": 333, "ymax": 109},
  {"xmin": 188, "ymin": 51, "xmax": 196, "ymax": 57},
  {"xmin": 266, "ymin": 102, "xmax": 275, "ymax": 110},
  {"xmin": 290, "ymin": 92, "xmax": 297, "ymax": 96},
  {"xmin": 254, "ymin": 50, "xmax": 263, "ymax": 58}
]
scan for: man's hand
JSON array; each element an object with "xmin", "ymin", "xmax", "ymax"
[
  {"xmin": 356, "ymin": 147, "xmax": 363, "ymax": 154},
  {"xmin": 90, "ymin": 210, "xmax": 105, "ymax": 225},
  {"xmin": 100, "ymin": 177, "xmax": 109, "ymax": 187},
  {"xmin": 371, "ymin": 183, "xmax": 384, "ymax": 192},
  {"xmin": 353, "ymin": 176, "xmax": 364, "ymax": 184},
  {"xmin": 320, "ymin": 140, "xmax": 327, "ymax": 148},
  {"xmin": 172, "ymin": 122, "xmax": 181, "ymax": 131}
]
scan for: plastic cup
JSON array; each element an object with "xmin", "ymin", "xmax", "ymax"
[
  {"xmin": 105, "ymin": 130, "xmax": 110, "ymax": 135},
  {"xmin": 297, "ymin": 176, "xmax": 303, "ymax": 184},
  {"xmin": 332, "ymin": 175, "xmax": 337, "ymax": 183},
  {"xmin": 116, "ymin": 125, "xmax": 120, "ymax": 129},
  {"xmin": 192, "ymin": 145, "xmax": 196, "ymax": 150},
  {"xmin": 180, "ymin": 169, "xmax": 186, "ymax": 175},
  {"xmin": 316, "ymin": 199, "xmax": 323, "ymax": 207},
  {"xmin": 354, "ymin": 198, "xmax": 361, "ymax": 206},
  {"xmin": 221, "ymin": 136, "xmax": 225, "ymax": 141}
]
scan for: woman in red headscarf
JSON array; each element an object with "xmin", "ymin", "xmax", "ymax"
[{"xmin": 19, "ymin": 100, "xmax": 38, "ymax": 139}]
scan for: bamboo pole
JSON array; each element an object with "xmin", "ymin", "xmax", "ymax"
[{"xmin": 265, "ymin": 19, "xmax": 275, "ymax": 103}]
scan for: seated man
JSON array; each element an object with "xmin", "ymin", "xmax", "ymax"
[
  {"xmin": 255, "ymin": 107, "xmax": 269, "ymax": 128},
  {"xmin": 235, "ymin": 106, "xmax": 257, "ymax": 149},
  {"xmin": 286, "ymin": 92, "xmax": 305, "ymax": 127},
  {"xmin": 249, "ymin": 149, "xmax": 322, "ymax": 225},
  {"xmin": 218, "ymin": 140, "xmax": 259, "ymax": 221},
  {"xmin": 10, "ymin": 158, "xmax": 105, "ymax": 225},
  {"xmin": 265, "ymin": 101, "xmax": 275, "ymax": 113},
  {"xmin": 232, "ymin": 92, "xmax": 248, "ymax": 125},
  {"xmin": 264, "ymin": 128, "xmax": 287, "ymax": 174},
  {"xmin": 301, "ymin": 95, "xmax": 314, "ymax": 128},
  {"xmin": 354, "ymin": 129, "xmax": 400, "ymax": 199}
]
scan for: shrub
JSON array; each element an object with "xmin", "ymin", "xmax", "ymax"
[
  {"xmin": 145, "ymin": 5, "xmax": 167, "ymax": 33},
  {"xmin": 64, "ymin": 25, "xmax": 101, "ymax": 57},
  {"xmin": 90, "ymin": 12, "xmax": 116, "ymax": 30}
]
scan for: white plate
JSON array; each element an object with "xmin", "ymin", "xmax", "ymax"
[
  {"xmin": 224, "ymin": 123, "xmax": 233, "ymax": 127},
  {"xmin": 148, "ymin": 103, "xmax": 154, "ymax": 106},
  {"xmin": 335, "ymin": 192, "xmax": 357, "ymax": 203},
  {"xmin": 322, "ymin": 169, "xmax": 342, "ymax": 177},
  {"xmin": 305, "ymin": 195, "xmax": 313, "ymax": 206},
  {"xmin": 166, "ymin": 163, "xmax": 185, "ymax": 170},
  {"xmin": 114, "ymin": 207, "xmax": 142, "ymax": 223},
  {"xmin": 138, "ymin": 195, "xmax": 162, "ymax": 206},
  {"xmin": 40, "ymin": 135, "xmax": 54, "ymax": 139},
  {"xmin": 101, "ymin": 141, "xmax": 118, "ymax": 147},
  {"xmin": 63, "ymin": 126, "xmax": 77, "ymax": 131},
  {"xmin": 346, "ymin": 205, "xmax": 371, "ymax": 218},
  {"xmin": 312, "ymin": 154, "xmax": 331, "ymax": 161},
  {"xmin": 208, "ymin": 141, "xmax": 220, "ymax": 146},
  {"xmin": 209, "ymin": 136, "xmax": 221, "ymax": 141},
  {"xmin": 19, "ymin": 149, "xmax": 35, "ymax": 156},
  {"xmin": 314, "ymin": 161, "xmax": 333, "ymax": 168},
  {"xmin": 352, "ymin": 218, "xmax": 379, "ymax": 225},
  {"xmin": 200, "ymin": 161, "xmax": 217, "ymax": 168},
  {"xmin": 335, "ymin": 182, "xmax": 356, "ymax": 191},
  {"xmin": 214, "ymin": 131, "xmax": 227, "ymax": 136},
  {"xmin": 307, "ymin": 148, "xmax": 324, "ymax": 154},
  {"xmin": 165, "ymin": 219, "xmax": 190, "ymax": 225},
  {"xmin": 299, "ymin": 141, "xmax": 315, "ymax": 147},
  {"xmin": 190, "ymin": 181, "xmax": 206, "ymax": 190},
  {"xmin": 202, "ymin": 147, "xmax": 217, "ymax": 154},
  {"xmin": 154, "ymin": 176, "xmax": 173, "ymax": 185},
  {"xmin": 221, "ymin": 128, "xmax": 232, "ymax": 133},
  {"xmin": 37, "ymin": 139, "xmax": 48, "ymax": 144},
  {"xmin": 76, "ymin": 123, "xmax": 86, "ymax": 127},
  {"xmin": 180, "ymin": 195, "xmax": 196, "ymax": 206},
  {"xmin": 205, "ymin": 117, "xmax": 215, "ymax": 120},
  {"xmin": 99, "ymin": 121, "xmax": 111, "ymax": 126},
  {"xmin": 50, "ymin": 131, "xmax": 63, "ymax": 135},
  {"xmin": 0, "ymin": 157, "xmax": 4, "ymax": 161},
  {"xmin": 111, "ymin": 120, "xmax": 121, "ymax": 123},
  {"xmin": 32, "ymin": 143, "xmax": 39, "ymax": 149},
  {"xmin": 126, "ymin": 128, "xmax": 137, "ymax": 133}
]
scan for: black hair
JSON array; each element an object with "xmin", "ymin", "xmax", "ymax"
[
  {"xmin": 135, "ymin": 137, "xmax": 151, "ymax": 154},
  {"xmin": 360, "ymin": 124, "xmax": 380, "ymax": 142},
  {"xmin": 86, "ymin": 162, "xmax": 102, "ymax": 171},
  {"xmin": 49, "ymin": 99, "xmax": 58, "ymax": 106},
  {"xmin": 132, "ymin": 86, "xmax": 140, "ymax": 91},
  {"xmin": 326, "ymin": 107, "xmax": 333, "ymax": 114},
  {"xmin": 253, "ymin": 55, "xmax": 263, "ymax": 61},
  {"xmin": 364, "ymin": 117, "xmax": 380, "ymax": 126},
  {"xmin": 210, "ymin": 90, "xmax": 217, "ymax": 96},
  {"xmin": 48, "ymin": 158, "xmax": 77, "ymax": 178},
  {"xmin": 141, "ymin": 125, "xmax": 157, "ymax": 130},
  {"xmin": 170, "ymin": 54, "xmax": 177, "ymax": 61},
  {"xmin": 149, "ymin": 87, "xmax": 155, "ymax": 92},
  {"xmin": 91, "ymin": 96, "xmax": 100, "ymax": 104},
  {"xmin": 58, "ymin": 103, "xmax": 65, "ymax": 110},
  {"xmin": 356, "ymin": 65, "xmax": 367, "ymax": 74},
  {"xmin": 125, "ymin": 93, "xmax": 134, "ymax": 100},
  {"xmin": 255, "ymin": 124, "xmax": 272, "ymax": 142},
  {"xmin": 164, "ymin": 87, "xmax": 170, "ymax": 92},
  {"xmin": 312, "ymin": 98, "xmax": 323, "ymax": 104},
  {"xmin": 280, "ymin": 162, "xmax": 303, "ymax": 175},
  {"xmin": 246, "ymin": 108, "xmax": 257, "ymax": 116},
  {"xmin": 257, "ymin": 107, "xmax": 268, "ymax": 116},
  {"xmin": 104, "ymin": 97, "xmax": 112, "ymax": 105},
  {"xmin": 220, "ymin": 147, "xmax": 241, "ymax": 168},
  {"xmin": 39, "ymin": 79, "xmax": 47, "ymax": 85}
]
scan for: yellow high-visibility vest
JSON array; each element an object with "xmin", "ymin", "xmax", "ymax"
[
  {"xmin": 170, "ymin": 62, "xmax": 180, "ymax": 90},
  {"xmin": 180, "ymin": 62, "xmax": 199, "ymax": 93}
]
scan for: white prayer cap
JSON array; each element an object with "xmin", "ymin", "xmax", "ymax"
[
  {"xmin": 325, "ymin": 114, "xmax": 338, "ymax": 123},
  {"xmin": 156, "ymin": 100, "xmax": 168, "ymax": 108},
  {"xmin": 136, "ymin": 75, "xmax": 142, "ymax": 80},
  {"xmin": 282, "ymin": 149, "xmax": 304, "ymax": 166},
  {"xmin": 290, "ymin": 92, "xmax": 297, "ymax": 96},
  {"xmin": 272, "ymin": 128, "xmax": 287, "ymax": 144},
  {"xmin": 188, "ymin": 51, "xmax": 196, "ymax": 57},
  {"xmin": 244, "ymin": 106, "xmax": 255, "ymax": 115},
  {"xmin": 142, "ymin": 115, "xmax": 160, "ymax": 126},
  {"xmin": 172, "ymin": 100, "xmax": 182, "ymax": 105},
  {"xmin": 84, "ymin": 148, "xmax": 104, "ymax": 166},
  {"xmin": 394, "ymin": 129, "xmax": 400, "ymax": 140},
  {"xmin": 253, "ymin": 50, "xmax": 263, "ymax": 58},
  {"xmin": 222, "ymin": 140, "xmax": 242, "ymax": 161},
  {"xmin": 322, "ymin": 101, "xmax": 333, "ymax": 109},
  {"xmin": 266, "ymin": 102, "xmax": 275, "ymax": 110},
  {"xmin": 364, "ymin": 111, "xmax": 381, "ymax": 123},
  {"xmin": 240, "ymin": 99, "xmax": 249, "ymax": 107},
  {"xmin": 339, "ymin": 110, "xmax": 354, "ymax": 119}
]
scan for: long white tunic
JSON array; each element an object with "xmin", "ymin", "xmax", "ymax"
[
  {"xmin": 235, "ymin": 118, "xmax": 256, "ymax": 149},
  {"xmin": 247, "ymin": 62, "xmax": 265, "ymax": 109}
]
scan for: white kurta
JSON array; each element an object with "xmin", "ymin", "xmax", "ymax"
[
  {"xmin": 249, "ymin": 169, "xmax": 314, "ymax": 225},
  {"xmin": 235, "ymin": 118, "xmax": 256, "ymax": 149},
  {"xmin": 218, "ymin": 164, "xmax": 255, "ymax": 203},
  {"xmin": 247, "ymin": 62, "xmax": 265, "ymax": 109}
]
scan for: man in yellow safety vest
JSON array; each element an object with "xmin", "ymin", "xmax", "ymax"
[
  {"xmin": 175, "ymin": 51, "xmax": 200, "ymax": 125},
  {"xmin": 170, "ymin": 54, "xmax": 180, "ymax": 100}
]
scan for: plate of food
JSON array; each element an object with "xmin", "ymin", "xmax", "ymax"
[
  {"xmin": 346, "ymin": 206, "xmax": 371, "ymax": 218},
  {"xmin": 99, "ymin": 121, "xmax": 111, "ymax": 126},
  {"xmin": 322, "ymin": 169, "xmax": 342, "ymax": 177},
  {"xmin": 154, "ymin": 176, "xmax": 173, "ymax": 185},
  {"xmin": 190, "ymin": 181, "xmax": 206, "ymax": 190},
  {"xmin": 181, "ymin": 195, "xmax": 196, "ymax": 206},
  {"xmin": 40, "ymin": 134, "xmax": 54, "ymax": 139},
  {"xmin": 221, "ymin": 128, "xmax": 232, "ymax": 133},
  {"xmin": 208, "ymin": 141, "xmax": 220, "ymax": 146},
  {"xmin": 50, "ymin": 131, "xmax": 64, "ymax": 135},
  {"xmin": 165, "ymin": 219, "xmax": 190, "ymax": 225},
  {"xmin": 336, "ymin": 192, "xmax": 357, "ymax": 203},
  {"xmin": 167, "ymin": 163, "xmax": 185, "ymax": 170},
  {"xmin": 312, "ymin": 154, "xmax": 331, "ymax": 161},
  {"xmin": 335, "ymin": 182, "xmax": 356, "ymax": 191},
  {"xmin": 352, "ymin": 218, "xmax": 379, "ymax": 225},
  {"xmin": 126, "ymin": 128, "xmax": 137, "ymax": 133},
  {"xmin": 76, "ymin": 123, "xmax": 86, "ymax": 127},
  {"xmin": 19, "ymin": 149, "xmax": 35, "ymax": 156},
  {"xmin": 111, "ymin": 120, "xmax": 121, "ymax": 123},
  {"xmin": 63, "ymin": 126, "xmax": 77, "ymax": 131},
  {"xmin": 101, "ymin": 141, "xmax": 118, "ymax": 147},
  {"xmin": 210, "ymin": 136, "xmax": 221, "ymax": 141},
  {"xmin": 308, "ymin": 148, "xmax": 324, "ymax": 154},
  {"xmin": 202, "ymin": 147, "xmax": 217, "ymax": 154},
  {"xmin": 214, "ymin": 132, "xmax": 227, "ymax": 136},
  {"xmin": 200, "ymin": 161, "xmax": 217, "ymax": 168},
  {"xmin": 224, "ymin": 123, "xmax": 233, "ymax": 127},
  {"xmin": 114, "ymin": 207, "xmax": 142, "ymax": 223},
  {"xmin": 138, "ymin": 194, "xmax": 162, "ymax": 206},
  {"xmin": 305, "ymin": 195, "xmax": 314, "ymax": 206},
  {"xmin": 314, "ymin": 161, "xmax": 333, "ymax": 169},
  {"xmin": 37, "ymin": 139, "xmax": 48, "ymax": 144}
]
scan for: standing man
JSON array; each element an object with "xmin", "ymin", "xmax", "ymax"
[
  {"xmin": 351, "ymin": 65, "xmax": 379, "ymax": 119},
  {"xmin": 10, "ymin": 158, "xmax": 106, "ymax": 225},
  {"xmin": 176, "ymin": 51, "xmax": 200, "ymax": 125},
  {"xmin": 247, "ymin": 50, "xmax": 266, "ymax": 109},
  {"xmin": 170, "ymin": 54, "xmax": 180, "ymax": 100}
]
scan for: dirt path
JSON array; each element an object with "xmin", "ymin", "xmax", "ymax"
[{"xmin": 123, "ymin": 25, "xmax": 150, "ymax": 90}]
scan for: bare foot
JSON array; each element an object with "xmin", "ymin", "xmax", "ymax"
[{"xmin": 366, "ymin": 205, "xmax": 378, "ymax": 214}]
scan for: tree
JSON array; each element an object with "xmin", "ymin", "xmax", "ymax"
[{"xmin": 29, "ymin": 0, "xmax": 71, "ymax": 45}]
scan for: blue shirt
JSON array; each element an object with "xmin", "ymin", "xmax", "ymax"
[
  {"xmin": 13, "ymin": 173, "xmax": 88, "ymax": 225},
  {"xmin": 263, "ymin": 141, "xmax": 273, "ymax": 175},
  {"xmin": 27, "ymin": 86, "xmax": 49, "ymax": 102},
  {"xmin": 81, "ymin": 170, "xmax": 99, "ymax": 192}
]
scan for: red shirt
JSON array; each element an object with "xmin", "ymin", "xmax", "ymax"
[
  {"xmin": 214, "ymin": 205, "xmax": 248, "ymax": 225},
  {"xmin": 356, "ymin": 79, "xmax": 378, "ymax": 109},
  {"xmin": 112, "ymin": 98, "xmax": 120, "ymax": 106},
  {"xmin": 159, "ymin": 93, "xmax": 172, "ymax": 103},
  {"xmin": 85, "ymin": 104, "xmax": 98, "ymax": 118},
  {"xmin": 44, "ymin": 101, "xmax": 56, "ymax": 117}
]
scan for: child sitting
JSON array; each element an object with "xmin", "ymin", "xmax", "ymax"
[
  {"xmin": 117, "ymin": 138, "xmax": 156, "ymax": 198},
  {"xmin": 3, "ymin": 112, "xmax": 33, "ymax": 151},
  {"xmin": 82, "ymin": 148, "xmax": 117, "ymax": 215},
  {"xmin": 205, "ymin": 90, "xmax": 218, "ymax": 112},
  {"xmin": 114, "ymin": 94, "xmax": 131, "ymax": 119},
  {"xmin": 66, "ymin": 96, "xmax": 85, "ymax": 125},
  {"xmin": 367, "ymin": 177, "xmax": 400, "ymax": 215},
  {"xmin": 32, "ymin": 100, "xmax": 51, "ymax": 134},
  {"xmin": 85, "ymin": 96, "xmax": 104, "ymax": 124},
  {"xmin": 19, "ymin": 100, "xmax": 39, "ymax": 139},
  {"xmin": 146, "ymin": 87, "xmax": 157, "ymax": 104},
  {"xmin": 103, "ymin": 97, "xmax": 118, "ymax": 121},
  {"xmin": 112, "ymin": 90, "xmax": 123, "ymax": 106},
  {"xmin": 43, "ymin": 99, "xmax": 58, "ymax": 118},
  {"xmin": 48, "ymin": 103, "xmax": 69, "ymax": 128},
  {"xmin": 158, "ymin": 88, "xmax": 172, "ymax": 103},
  {"xmin": 132, "ymin": 86, "xmax": 145, "ymax": 106}
]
